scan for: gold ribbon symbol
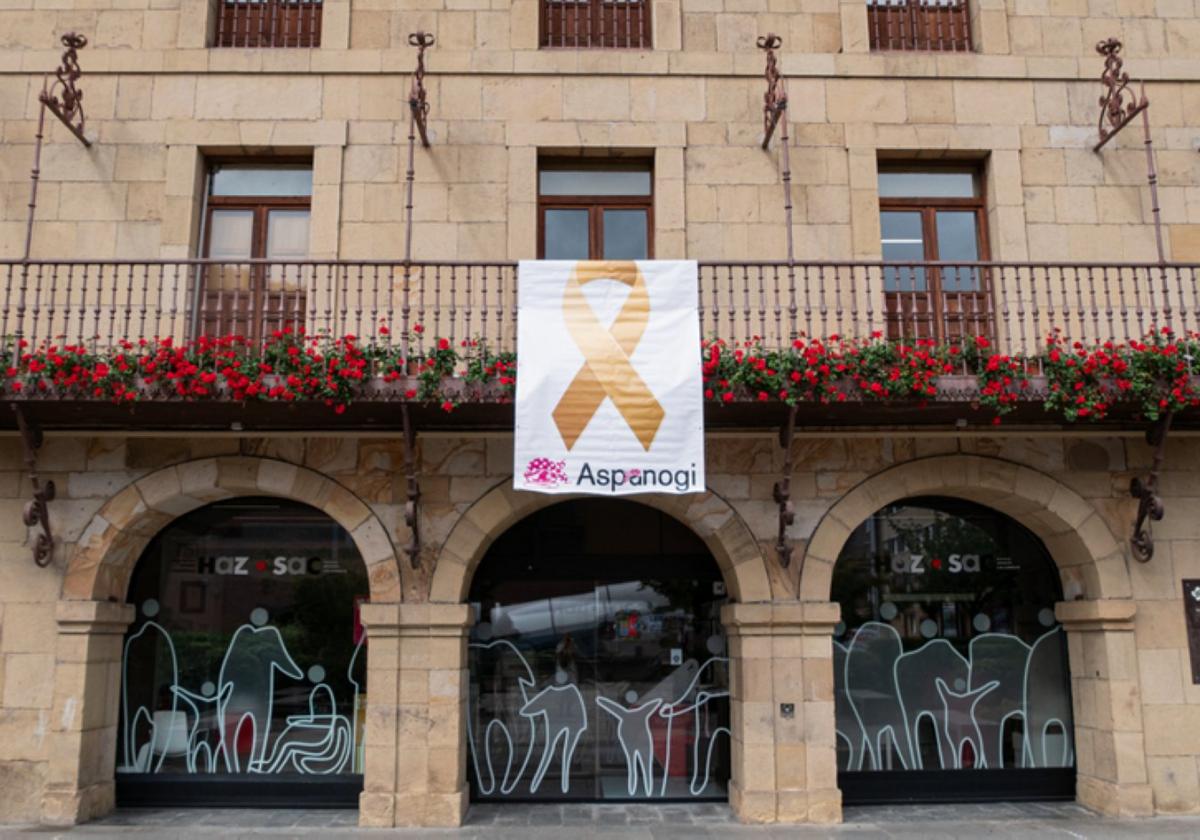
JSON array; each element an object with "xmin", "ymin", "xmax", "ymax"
[{"xmin": 552, "ymin": 261, "xmax": 664, "ymax": 451}]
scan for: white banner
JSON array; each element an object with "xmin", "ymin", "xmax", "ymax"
[{"xmin": 514, "ymin": 260, "xmax": 704, "ymax": 495}]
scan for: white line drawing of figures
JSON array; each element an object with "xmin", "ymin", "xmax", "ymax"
[
  {"xmin": 1023, "ymin": 626, "xmax": 1074, "ymax": 768},
  {"xmin": 169, "ymin": 681, "xmax": 232, "ymax": 774},
  {"xmin": 893, "ymin": 639, "xmax": 969, "ymax": 769},
  {"xmin": 833, "ymin": 640, "xmax": 864, "ymax": 772},
  {"xmin": 596, "ymin": 695, "xmax": 663, "ymax": 797},
  {"xmin": 466, "ymin": 640, "xmax": 540, "ymax": 796},
  {"xmin": 259, "ymin": 680, "xmax": 354, "ymax": 774},
  {"xmin": 934, "ymin": 677, "xmax": 999, "ymax": 769},
  {"xmin": 120, "ymin": 601, "xmax": 180, "ymax": 774},
  {"xmin": 657, "ymin": 687, "xmax": 731, "ymax": 796},
  {"xmin": 520, "ymin": 681, "xmax": 589, "ymax": 794},
  {"xmin": 967, "ymin": 633, "xmax": 1031, "ymax": 769},
  {"xmin": 215, "ymin": 609, "xmax": 304, "ymax": 773},
  {"xmin": 654, "ymin": 656, "xmax": 730, "ymax": 797},
  {"xmin": 844, "ymin": 622, "xmax": 910, "ymax": 771}
]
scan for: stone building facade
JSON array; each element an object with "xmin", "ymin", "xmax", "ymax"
[{"xmin": 1, "ymin": 0, "xmax": 1199, "ymax": 830}]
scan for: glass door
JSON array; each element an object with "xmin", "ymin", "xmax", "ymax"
[{"xmin": 467, "ymin": 501, "xmax": 730, "ymax": 801}]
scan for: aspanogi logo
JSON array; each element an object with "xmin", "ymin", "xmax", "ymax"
[{"xmin": 551, "ymin": 261, "xmax": 664, "ymax": 451}]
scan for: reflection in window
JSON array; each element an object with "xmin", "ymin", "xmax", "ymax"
[
  {"xmin": 118, "ymin": 499, "xmax": 368, "ymax": 784},
  {"xmin": 831, "ymin": 498, "xmax": 1074, "ymax": 779}
]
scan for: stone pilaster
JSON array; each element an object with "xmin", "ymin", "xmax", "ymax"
[
  {"xmin": 721, "ymin": 601, "xmax": 842, "ymax": 824},
  {"xmin": 358, "ymin": 602, "xmax": 472, "ymax": 828},
  {"xmin": 40, "ymin": 600, "xmax": 135, "ymax": 826},
  {"xmin": 1057, "ymin": 600, "xmax": 1154, "ymax": 817}
]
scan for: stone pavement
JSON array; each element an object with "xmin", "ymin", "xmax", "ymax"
[{"xmin": 4, "ymin": 803, "xmax": 1200, "ymax": 839}]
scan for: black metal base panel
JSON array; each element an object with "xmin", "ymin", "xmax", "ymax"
[
  {"xmin": 116, "ymin": 774, "xmax": 363, "ymax": 808},
  {"xmin": 839, "ymin": 768, "xmax": 1076, "ymax": 806}
]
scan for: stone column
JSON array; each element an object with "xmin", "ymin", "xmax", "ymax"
[
  {"xmin": 41, "ymin": 600, "xmax": 135, "ymax": 825},
  {"xmin": 1057, "ymin": 600, "xmax": 1153, "ymax": 816},
  {"xmin": 358, "ymin": 603, "xmax": 472, "ymax": 828},
  {"xmin": 721, "ymin": 601, "xmax": 842, "ymax": 824}
]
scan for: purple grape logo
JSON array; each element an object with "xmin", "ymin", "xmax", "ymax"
[{"xmin": 524, "ymin": 457, "xmax": 568, "ymax": 488}]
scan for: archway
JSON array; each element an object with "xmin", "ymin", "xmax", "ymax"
[
  {"xmin": 115, "ymin": 497, "xmax": 370, "ymax": 807},
  {"xmin": 830, "ymin": 496, "xmax": 1075, "ymax": 804},
  {"xmin": 42, "ymin": 457, "xmax": 402, "ymax": 825},
  {"xmin": 430, "ymin": 479, "xmax": 773, "ymax": 606},
  {"xmin": 799, "ymin": 454, "xmax": 1150, "ymax": 817},
  {"xmin": 463, "ymin": 499, "xmax": 732, "ymax": 802}
]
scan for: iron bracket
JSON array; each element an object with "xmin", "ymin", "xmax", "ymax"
[
  {"xmin": 12, "ymin": 405, "xmax": 55, "ymax": 567},
  {"xmin": 773, "ymin": 404, "xmax": 798, "ymax": 567},
  {"xmin": 757, "ymin": 34, "xmax": 787, "ymax": 151},
  {"xmin": 1093, "ymin": 38, "xmax": 1147, "ymax": 153},
  {"xmin": 401, "ymin": 403, "xmax": 421, "ymax": 568},
  {"xmin": 1130, "ymin": 410, "xmax": 1172, "ymax": 563},
  {"xmin": 40, "ymin": 33, "xmax": 91, "ymax": 148},
  {"xmin": 408, "ymin": 32, "xmax": 434, "ymax": 149}
]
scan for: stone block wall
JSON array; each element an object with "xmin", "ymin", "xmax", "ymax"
[
  {"xmin": 2, "ymin": 431, "xmax": 1200, "ymax": 820},
  {"xmin": 1, "ymin": 5, "xmax": 1199, "ymax": 262}
]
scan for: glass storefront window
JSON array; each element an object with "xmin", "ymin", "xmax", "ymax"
[
  {"xmin": 467, "ymin": 500, "xmax": 730, "ymax": 801},
  {"xmin": 117, "ymin": 498, "xmax": 368, "ymax": 803},
  {"xmin": 832, "ymin": 497, "xmax": 1074, "ymax": 802}
]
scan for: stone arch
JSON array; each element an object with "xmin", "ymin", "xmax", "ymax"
[
  {"xmin": 62, "ymin": 456, "xmax": 404, "ymax": 603},
  {"xmin": 798, "ymin": 453, "xmax": 1131, "ymax": 603},
  {"xmin": 429, "ymin": 480, "xmax": 774, "ymax": 604}
]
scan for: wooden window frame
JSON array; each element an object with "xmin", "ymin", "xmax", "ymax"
[
  {"xmin": 199, "ymin": 162, "xmax": 313, "ymax": 341},
  {"xmin": 878, "ymin": 165, "xmax": 993, "ymax": 343},
  {"xmin": 536, "ymin": 161, "xmax": 654, "ymax": 260}
]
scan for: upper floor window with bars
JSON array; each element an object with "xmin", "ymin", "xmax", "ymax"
[
  {"xmin": 215, "ymin": 0, "xmax": 323, "ymax": 48},
  {"xmin": 866, "ymin": 0, "xmax": 971, "ymax": 52},
  {"xmin": 541, "ymin": 0, "xmax": 651, "ymax": 49}
]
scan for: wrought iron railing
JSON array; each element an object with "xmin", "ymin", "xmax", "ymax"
[
  {"xmin": 0, "ymin": 260, "xmax": 1196, "ymax": 364},
  {"xmin": 867, "ymin": 0, "xmax": 972, "ymax": 52},
  {"xmin": 215, "ymin": 0, "xmax": 323, "ymax": 48},
  {"xmin": 540, "ymin": 0, "xmax": 651, "ymax": 49}
]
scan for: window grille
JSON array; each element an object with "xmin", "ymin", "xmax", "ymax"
[
  {"xmin": 866, "ymin": 0, "xmax": 972, "ymax": 53},
  {"xmin": 540, "ymin": 0, "xmax": 651, "ymax": 49},
  {"xmin": 215, "ymin": 0, "xmax": 323, "ymax": 48}
]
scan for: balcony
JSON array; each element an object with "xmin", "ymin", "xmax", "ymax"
[{"xmin": 1, "ymin": 259, "xmax": 1196, "ymax": 432}]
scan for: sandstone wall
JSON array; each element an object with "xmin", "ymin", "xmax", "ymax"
[{"xmin": 1, "ymin": 431, "xmax": 1199, "ymax": 817}]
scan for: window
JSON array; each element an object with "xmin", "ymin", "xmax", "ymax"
[
  {"xmin": 117, "ymin": 499, "xmax": 368, "ymax": 806},
  {"xmin": 198, "ymin": 163, "xmax": 312, "ymax": 340},
  {"xmin": 538, "ymin": 162, "xmax": 653, "ymax": 260},
  {"xmin": 216, "ymin": 0, "xmax": 323, "ymax": 48},
  {"xmin": 832, "ymin": 498, "xmax": 1074, "ymax": 803},
  {"xmin": 878, "ymin": 166, "xmax": 992, "ymax": 344},
  {"xmin": 866, "ymin": 0, "xmax": 972, "ymax": 53},
  {"xmin": 540, "ymin": 0, "xmax": 651, "ymax": 49}
]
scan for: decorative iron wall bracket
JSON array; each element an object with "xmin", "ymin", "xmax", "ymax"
[
  {"xmin": 403, "ymin": 32, "xmax": 435, "ymax": 267},
  {"xmin": 23, "ymin": 32, "xmax": 90, "ymax": 266},
  {"xmin": 408, "ymin": 31, "xmax": 434, "ymax": 150},
  {"xmin": 12, "ymin": 405, "xmax": 55, "ymax": 567},
  {"xmin": 1092, "ymin": 37, "xmax": 1168, "ymax": 276},
  {"xmin": 758, "ymin": 34, "xmax": 787, "ymax": 151},
  {"xmin": 773, "ymin": 404, "xmax": 798, "ymax": 568},
  {"xmin": 1094, "ymin": 38, "xmax": 1147, "ymax": 153},
  {"xmin": 1130, "ymin": 411, "xmax": 1172, "ymax": 563},
  {"xmin": 401, "ymin": 403, "xmax": 421, "ymax": 568}
]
